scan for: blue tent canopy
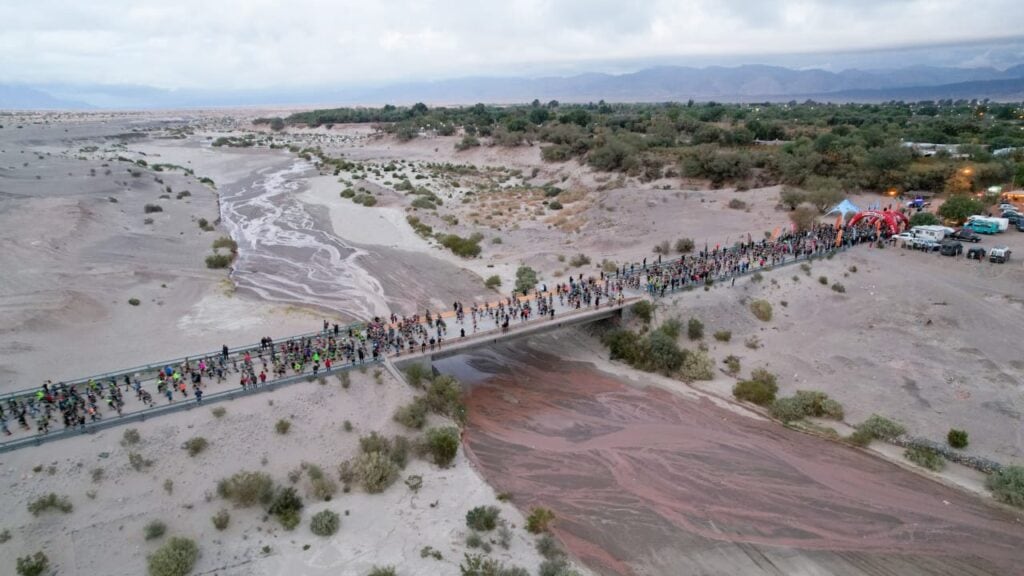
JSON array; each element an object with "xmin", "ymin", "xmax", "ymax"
[{"xmin": 826, "ymin": 199, "xmax": 862, "ymax": 217}]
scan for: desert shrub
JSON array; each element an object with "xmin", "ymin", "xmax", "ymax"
[
  {"xmin": 818, "ymin": 275, "xmax": 828, "ymax": 285},
  {"xmin": 536, "ymin": 534, "xmax": 565, "ymax": 560},
  {"xmin": 425, "ymin": 375, "xmax": 465, "ymax": 423},
  {"xmin": 769, "ymin": 397, "xmax": 805, "ymax": 423},
  {"xmin": 846, "ymin": 428, "xmax": 875, "ymax": 447},
  {"xmin": 211, "ymin": 236, "xmax": 237, "ymax": 252},
  {"xmin": 211, "ymin": 406, "xmax": 226, "ymax": 418},
  {"xmin": 514, "ymin": 265, "xmax": 538, "ymax": 294},
  {"xmin": 269, "ymin": 486, "xmax": 303, "ymax": 530},
  {"xmin": 749, "ymin": 299, "xmax": 772, "ymax": 322},
  {"xmin": 147, "ymin": 537, "xmax": 198, "ymax": 576},
  {"xmin": 404, "ymin": 364, "xmax": 429, "ymax": 387},
  {"xmin": 986, "ymin": 466, "xmax": 1024, "ymax": 508},
  {"xmin": 484, "ymin": 275, "xmax": 502, "ymax": 289},
  {"xmin": 687, "ymin": 318, "xmax": 704, "ymax": 340},
  {"xmin": 197, "ymin": 218, "xmax": 210, "ymax": 230},
  {"xmin": 439, "ymin": 233, "xmax": 482, "ymax": 258},
  {"xmin": 733, "ymin": 369, "xmax": 779, "ymax": 406},
  {"xmin": 713, "ymin": 330, "xmax": 732, "ymax": 342},
  {"xmin": 947, "ymin": 429, "xmax": 969, "ymax": 449},
  {"xmin": 144, "ymin": 520, "xmax": 167, "ymax": 541},
  {"xmin": 311, "ymin": 474, "xmax": 338, "ymax": 501},
  {"xmin": 128, "ymin": 298, "xmax": 141, "ymax": 306},
  {"xmin": 216, "ymin": 471, "xmax": 274, "ymax": 507},
  {"xmin": 831, "ymin": 282, "xmax": 846, "ymax": 293},
  {"xmin": 310, "ymin": 510, "xmax": 340, "ymax": 536},
  {"xmin": 211, "ymin": 509, "xmax": 230, "ymax": 530},
  {"xmin": 205, "ymin": 253, "xmax": 233, "ymax": 268},
  {"xmin": 184, "ymin": 437, "xmax": 208, "ymax": 457},
  {"xmin": 353, "ymin": 193, "xmax": 377, "ymax": 207},
  {"xmin": 653, "ymin": 240, "xmax": 671, "ymax": 254},
  {"xmin": 144, "ymin": 204, "xmax": 163, "ymax": 214},
  {"xmin": 744, "ymin": 335, "xmax": 761, "ymax": 349},
  {"xmin": 904, "ymin": 446, "xmax": 945, "ymax": 471},
  {"xmin": 424, "ymin": 426, "xmax": 460, "ymax": 468},
  {"xmin": 658, "ymin": 318, "xmax": 682, "ymax": 339},
  {"xmin": 723, "ymin": 355, "xmax": 741, "ymax": 375},
  {"xmin": 751, "ymin": 272, "xmax": 764, "ymax": 282},
  {"xmin": 355, "ymin": 451, "xmax": 400, "ymax": 493},
  {"xmin": 632, "ymin": 300, "xmax": 653, "ymax": 323},
  {"xmin": 122, "ymin": 428, "xmax": 142, "ymax": 446},
  {"xmin": 568, "ymin": 253, "xmax": 591, "ymax": 267},
  {"xmin": 359, "ymin": 431, "xmax": 393, "ymax": 455},
  {"xmin": 538, "ymin": 558, "xmax": 579, "ymax": 576},
  {"xmin": 91, "ymin": 467, "xmax": 104, "ymax": 483},
  {"xmin": 857, "ymin": 414, "xmax": 906, "ymax": 440},
  {"xmin": 675, "ymin": 237, "xmax": 695, "ymax": 253},
  {"xmin": 390, "ymin": 436, "xmax": 410, "ymax": 469},
  {"xmin": 526, "ymin": 507, "xmax": 555, "ymax": 534},
  {"xmin": 679, "ymin": 350, "xmax": 714, "ymax": 381},
  {"xmin": 15, "ymin": 552, "xmax": 48, "ymax": 576},
  {"xmin": 28, "ymin": 493, "xmax": 73, "ymax": 516},
  {"xmin": 728, "ymin": 198, "xmax": 747, "ymax": 210},
  {"xmin": 410, "ymin": 197, "xmax": 436, "ymax": 210},
  {"xmin": 465, "ymin": 531, "xmax": 486, "ymax": 549},
  {"xmin": 394, "ymin": 398, "xmax": 428, "ymax": 429},
  {"xmin": 421, "ymin": 545, "xmax": 443, "ymax": 560},
  {"xmin": 368, "ymin": 566, "xmax": 397, "ymax": 576},
  {"xmin": 275, "ymin": 419, "xmax": 291, "ymax": 434},
  {"xmin": 466, "ymin": 505, "xmax": 501, "ymax": 531},
  {"xmin": 128, "ymin": 451, "xmax": 153, "ymax": 471},
  {"xmin": 548, "ymin": 200, "xmax": 563, "ymax": 210}
]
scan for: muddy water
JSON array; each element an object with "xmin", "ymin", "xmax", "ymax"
[
  {"xmin": 219, "ymin": 159, "xmax": 390, "ymax": 319},
  {"xmin": 443, "ymin": 347, "xmax": 1024, "ymax": 576}
]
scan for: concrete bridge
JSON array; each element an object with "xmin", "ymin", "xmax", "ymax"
[{"xmin": 0, "ymin": 294, "xmax": 639, "ymax": 453}]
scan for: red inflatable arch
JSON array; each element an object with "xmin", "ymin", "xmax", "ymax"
[{"xmin": 847, "ymin": 210, "xmax": 909, "ymax": 235}]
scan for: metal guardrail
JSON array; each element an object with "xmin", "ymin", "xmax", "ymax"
[{"xmin": 0, "ymin": 358, "xmax": 383, "ymax": 454}]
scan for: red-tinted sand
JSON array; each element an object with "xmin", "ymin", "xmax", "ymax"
[{"xmin": 456, "ymin": 353, "xmax": 1024, "ymax": 576}]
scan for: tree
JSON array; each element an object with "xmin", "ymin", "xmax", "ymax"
[
  {"xmin": 779, "ymin": 187, "xmax": 806, "ymax": 210},
  {"xmin": 909, "ymin": 212, "xmax": 939, "ymax": 227},
  {"xmin": 803, "ymin": 176, "xmax": 844, "ymax": 213},
  {"xmin": 514, "ymin": 266, "xmax": 538, "ymax": 295},
  {"xmin": 937, "ymin": 195, "xmax": 985, "ymax": 224},
  {"xmin": 789, "ymin": 205, "xmax": 819, "ymax": 232},
  {"xmin": 269, "ymin": 117, "xmax": 285, "ymax": 131}
]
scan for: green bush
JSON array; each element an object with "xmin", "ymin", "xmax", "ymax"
[
  {"xmin": 359, "ymin": 431, "xmax": 393, "ymax": 455},
  {"xmin": 831, "ymin": 282, "xmax": 846, "ymax": 293},
  {"xmin": 733, "ymin": 368, "xmax": 779, "ymax": 406},
  {"xmin": 904, "ymin": 446, "xmax": 945, "ymax": 471},
  {"xmin": 144, "ymin": 204, "xmax": 163, "ymax": 214},
  {"xmin": 768, "ymin": 397, "xmax": 805, "ymax": 423},
  {"xmin": 465, "ymin": 505, "xmax": 501, "ymax": 531},
  {"xmin": 269, "ymin": 486, "xmax": 304, "ymax": 530},
  {"xmin": 687, "ymin": 318, "xmax": 704, "ymax": 340},
  {"xmin": 368, "ymin": 566, "xmax": 397, "ymax": 576},
  {"xmin": 679, "ymin": 350, "xmax": 714, "ymax": 381},
  {"xmin": 536, "ymin": 533, "xmax": 565, "ymax": 561},
  {"xmin": 909, "ymin": 212, "xmax": 939, "ymax": 227},
  {"xmin": 947, "ymin": 429, "xmax": 969, "ymax": 449},
  {"xmin": 986, "ymin": 465, "xmax": 1024, "ymax": 508},
  {"xmin": 538, "ymin": 558, "xmax": 578, "ymax": 576},
  {"xmin": 27, "ymin": 493, "xmax": 73, "ymax": 516},
  {"xmin": 632, "ymin": 301, "xmax": 655, "ymax": 325},
  {"xmin": 184, "ymin": 437, "xmax": 208, "ymax": 457},
  {"xmin": 216, "ymin": 471, "xmax": 274, "ymax": 507},
  {"xmin": 846, "ymin": 428, "xmax": 875, "ymax": 447},
  {"xmin": 439, "ymin": 234, "xmax": 482, "ymax": 258},
  {"xmin": 211, "ymin": 509, "xmax": 230, "ymax": 531},
  {"xmin": 723, "ymin": 355, "xmax": 741, "ymax": 375},
  {"xmin": 353, "ymin": 193, "xmax": 377, "ymax": 206},
  {"xmin": 771, "ymin": 390, "xmax": 845, "ymax": 422},
  {"xmin": 275, "ymin": 419, "xmax": 291, "ymax": 434},
  {"xmin": 129, "ymin": 298, "xmax": 141, "ymax": 306},
  {"xmin": 424, "ymin": 426, "xmax": 460, "ymax": 468},
  {"xmin": 514, "ymin": 266, "xmax": 538, "ymax": 294},
  {"xmin": 484, "ymin": 275, "xmax": 501, "ymax": 289},
  {"xmin": 749, "ymin": 299, "xmax": 772, "ymax": 321},
  {"xmin": 568, "ymin": 253, "xmax": 590, "ymax": 267},
  {"xmin": 205, "ymin": 253, "xmax": 233, "ymax": 269},
  {"xmin": 122, "ymin": 428, "xmax": 141, "ymax": 446},
  {"xmin": 857, "ymin": 414, "xmax": 906, "ymax": 440},
  {"xmin": 16, "ymin": 552, "xmax": 49, "ymax": 576},
  {"xmin": 310, "ymin": 510, "xmax": 340, "ymax": 536},
  {"xmin": 526, "ymin": 507, "xmax": 555, "ymax": 534},
  {"xmin": 818, "ymin": 275, "xmax": 828, "ymax": 285},
  {"xmin": 548, "ymin": 200, "xmax": 563, "ymax": 210},
  {"xmin": 211, "ymin": 236, "xmax": 238, "ymax": 252},
  {"xmin": 411, "ymin": 197, "xmax": 436, "ymax": 210},
  {"xmin": 144, "ymin": 519, "xmax": 167, "ymax": 541},
  {"xmin": 393, "ymin": 398, "xmax": 428, "ymax": 429},
  {"xmin": 713, "ymin": 330, "xmax": 731, "ymax": 342},
  {"xmin": 404, "ymin": 364, "xmax": 429, "ymax": 388},
  {"xmin": 147, "ymin": 537, "xmax": 199, "ymax": 576},
  {"xmin": 425, "ymin": 375, "xmax": 465, "ymax": 423},
  {"xmin": 355, "ymin": 451, "xmax": 400, "ymax": 493}
]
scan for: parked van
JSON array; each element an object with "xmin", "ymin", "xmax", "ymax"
[
  {"xmin": 910, "ymin": 225, "xmax": 949, "ymax": 241},
  {"xmin": 966, "ymin": 215, "xmax": 1009, "ymax": 232},
  {"xmin": 965, "ymin": 219, "xmax": 1000, "ymax": 234}
]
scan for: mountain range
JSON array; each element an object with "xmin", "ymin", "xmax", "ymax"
[{"xmin": 2, "ymin": 64, "xmax": 1023, "ymax": 110}]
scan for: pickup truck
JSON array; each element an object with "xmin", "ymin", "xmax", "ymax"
[
  {"xmin": 913, "ymin": 238, "xmax": 941, "ymax": 252},
  {"xmin": 949, "ymin": 228, "xmax": 981, "ymax": 243},
  {"xmin": 939, "ymin": 241, "xmax": 963, "ymax": 256},
  {"xmin": 989, "ymin": 246, "xmax": 1012, "ymax": 263}
]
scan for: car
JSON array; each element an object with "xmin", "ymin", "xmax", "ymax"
[
  {"xmin": 939, "ymin": 241, "xmax": 963, "ymax": 256},
  {"xmin": 999, "ymin": 203, "xmax": 1019, "ymax": 212},
  {"xmin": 1003, "ymin": 213, "xmax": 1024, "ymax": 226},
  {"xmin": 1018, "ymin": 220, "xmax": 1024, "ymax": 232},
  {"xmin": 913, "ymin": 238, "xmax": 941, "ymax": 252},
  {"xmin": 949, "ymin": 228, "xmax": 981, "ymax": 243},
  {"xmin": 894, "ymin": 232, "xmax": 916, "ymax": 246},
  {"xmin": 989, "ymin": 246, "xmax": 1012, "ymax": 263},
  {"xmin": 966, "ymin": 247, "xmax": 987, "ymax": 260}
]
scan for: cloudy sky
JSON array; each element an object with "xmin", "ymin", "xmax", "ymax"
[{"xmin": 1, "ymin": 0, "xmax": 1022, "ymax": 89}]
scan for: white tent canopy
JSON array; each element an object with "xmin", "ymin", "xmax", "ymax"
[{"xmin": 826, "ymin": 199, "xmax": 862, "ymax": 218}]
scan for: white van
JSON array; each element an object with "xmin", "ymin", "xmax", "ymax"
[{"xmin": 910, "ymin": 225, "xmax": 947, "ymax": 242}]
